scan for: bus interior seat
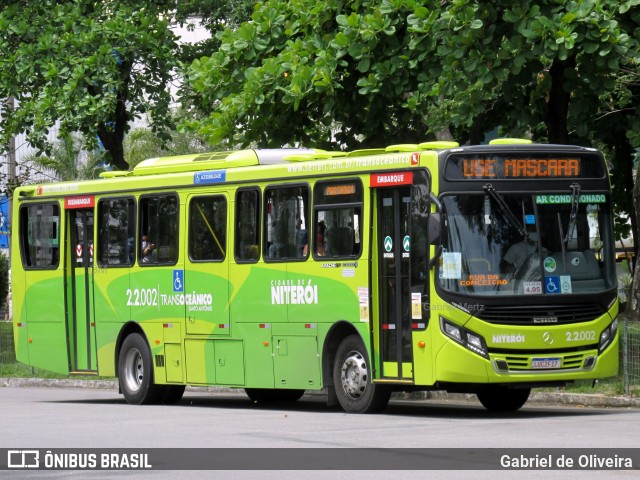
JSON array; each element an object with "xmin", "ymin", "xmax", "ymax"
[
  {"xmin": 295, "ymin": 229, "xmax": 308, "ymax": 257},
  {"xmin": 466, "ymin": 258, "xmax": 491, "ymax": 274},
  {"xmin": 544, "ymin": 250, "xmax": 605, "ymax": 291},
  {"xmin": 556, "ymin": 251, "xmax": 600, "ymax": 280},
  {"xmin": 241, "ymin": 244, "xmax": 259, "ymax": 259},
  {"xmin": 157, "ymin": 245, "xmax": 175, "ymax": 262},
  {"xmin": 268, "ymin": 242, "xmax": 288, "ymax": 259}
]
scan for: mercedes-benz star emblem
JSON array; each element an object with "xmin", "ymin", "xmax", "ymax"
[{"xmin": 543, "ymin": 332, "xmax": 554, "ymax": 345}]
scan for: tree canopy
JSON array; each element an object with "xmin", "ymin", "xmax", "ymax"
[
  {"xmin": 0, "ymin": 1, "xmax": 180, "ymax": 170},
  {"xmin": 184, "ymin": 0, "xmax": 640, "ymax": 253},
  {"xmin": 185, "ymin": 0, "xmax": 640, "ymax": 149},
  {"xmin": 174, "ymin": 0, "xmax": 256, "ymax": 62},
  {"xmin": 184, "ymin": 0, "xmax": 640, "ymax": 311}
]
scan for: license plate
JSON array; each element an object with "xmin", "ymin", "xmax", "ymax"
[{"xmin": 531, "ymin": 357, "xmax": 561, "ymax": 369}]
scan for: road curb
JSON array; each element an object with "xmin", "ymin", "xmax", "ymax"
[
  {"xmin": 393, "ymin": 390, "xmax": 640, "ymax": 408},
  {"xmin": 2, "ymin": 377, "xmax": 639, "ymax": 408}
]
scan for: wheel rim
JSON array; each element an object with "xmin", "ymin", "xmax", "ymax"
[
  {"xmin": 340, "ymin": 350, "xmax": 368, "ymax": 399},
  {"xmin": 123, "ymin": 347, "xmax": 144, "ymax": 393}
]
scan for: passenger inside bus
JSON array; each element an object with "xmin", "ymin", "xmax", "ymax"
[
  {"xmin": 295, "ymin": 219, "xmax": 308, "ymax": 257},
  {"xmin": 316, "ymin": 221, "xmax": 326, "ymax": 256},
  {"xmin": 141, "ymin": 234, "xmax": 156, "ymax": 263}
]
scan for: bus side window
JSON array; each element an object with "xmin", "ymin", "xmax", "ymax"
[
  {"xmin": 97, "ymin": 198, "xmax": 135, "ymax": 267},
  {"xmin": 189, "ymin": 196, "xmax": 227, "ymax": 262},
  {"xmin": 19, "ymin": 203, "xmax": 60, "ymax": 269},
  {"xmin": 235, "ymin": 188, "xmax": 261, "ymax": 262},
  {"xmin": 264, "ymin": 185, "xmax": 309, "ymax": 261},
  {"xmin": 139, "ymin": 194, "xmax": 179, "ymax": 266},
  {"xmin": 313, "ymin": 180, "xmax": 363, "ymax": 259}
]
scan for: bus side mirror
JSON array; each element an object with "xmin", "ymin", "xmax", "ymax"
[{"xmin": 428, "ymin": 213, "xmax": 441, "ymax": 245}]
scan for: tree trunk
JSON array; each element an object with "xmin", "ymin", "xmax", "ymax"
[
  {"xmin": 435, "ymin": 128, "xmax": 455, "ymax": 142},
  {"xmin": 88, "ymin": 60, "xmax": 131, "ymax": 171},
  {"xmin": 616, "ymin": 136, "xmax": 638, "ymax": 260},
  {"xmin": 97, "ymin": 125, "xmax": 128, "ymax": 171},
  {"xmin": 544, "ymin": 56, "xmax": 576, "ymax": 144}
]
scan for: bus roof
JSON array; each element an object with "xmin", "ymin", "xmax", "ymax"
[{"xmin": 15, "ymin": 140, "xmax": 600, "ymax": 199}]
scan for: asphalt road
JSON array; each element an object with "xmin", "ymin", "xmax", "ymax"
[{"xmin": 1, "ymin": 384, "xmax": 639, "ymax": 479}]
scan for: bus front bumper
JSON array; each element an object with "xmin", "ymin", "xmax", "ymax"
[{"xmin": 434, "ymin": 333, "xmax": 619, "ymax": 386}]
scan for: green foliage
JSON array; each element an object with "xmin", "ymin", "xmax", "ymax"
[
  {"xmin": 23, "ymin": 134, "xmax": 107, "ymax": 181},
  {"xmin": 0, "ymin": 1, "xmax": 180, "ymax": 170},
  {"xmin": 183, "ymin": 0, "xmax": 430, "ymax": 149},
  {"xmin": 124, "ymin": 127, "xmax": 211, "ymax": 168},
  {"xmin": 174, "ymin": 0, "xmax": 256, "ymax": 62},
  {"xmin": 184, "ymin": 0, "xmax": 640, "ymax": 250},
  {"xmin": 185, "ymin": 0, "xmax": 640, "ymax": 150}
]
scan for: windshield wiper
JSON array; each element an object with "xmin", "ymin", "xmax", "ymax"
[
  {"xmin": 483, "ymin": 184, "xmax": 526, "ymax": 237},
  {"xmin": 564, "ymin": 183, "xmax": 581, "ymax": 247}
]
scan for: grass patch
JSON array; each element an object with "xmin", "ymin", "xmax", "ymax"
[
  {"xmin": 553, "ymin": 378, "xmax": 640, "ymax": 397},
  {"xmin": 0, "ymin": 363, "xmax": 104, "ymax": 380}
]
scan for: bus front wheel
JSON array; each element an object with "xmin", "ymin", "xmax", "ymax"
[
  {"xmin": 476, "ymin": 386, "xmax": 531, "ymax": 412},
  {"xmin": 118, "ymin": 333, "xmax": 162, "ymax": 405},
  {"xmin": 332, "ymin": 335, "xmax": 390, "ymax": 414}
]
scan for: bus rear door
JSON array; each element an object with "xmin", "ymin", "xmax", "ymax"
[
  {"xmin": 183, "ymin": 193, "xmax": 243, "ymax": 386},
  {"xmin": 64, "ymin": 196, "xmax": 97, "ymax": 373}
]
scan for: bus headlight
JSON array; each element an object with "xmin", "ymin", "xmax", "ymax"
[
  {"xmin": 440, "ymin": 317, "xmax": 489, "ymax": 359},
  {"xmin": 598, "ymin": 318, "xmax": 618, "ymax": 353}
]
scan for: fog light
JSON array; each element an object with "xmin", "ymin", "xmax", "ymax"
[
  {"xmin": 583, "ymin": 356, "xmax": 595, "ymax": 369},
  {"xmin": 495, "ymin": 360, "xmax": 509, "ymax": 371}
]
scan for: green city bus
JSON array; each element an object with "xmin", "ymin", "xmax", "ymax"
[{"xmin": 11, "ymin": 139, "xmax": 619, "ymax": 413}]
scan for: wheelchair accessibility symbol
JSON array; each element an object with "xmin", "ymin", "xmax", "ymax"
[
  {"xmin": 173, "ymin": 270, "xmax": 184, "ymax": 292},
  {"xmin": 544, "ymin": 276, "xmax": 560, "ymax": 294}
]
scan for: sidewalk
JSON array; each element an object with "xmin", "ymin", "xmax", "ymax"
[{"xmin": 2, "ymin": 377, "xmax": 639, "ymax": 409}]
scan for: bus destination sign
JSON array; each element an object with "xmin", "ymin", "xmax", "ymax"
[
  {"xmin": 462, "ymin": 157, "xmax": 579, "ymax": 178},
  {"xmin": 445, "ymin": 153, "xmax": 605, "ymax": 180}
]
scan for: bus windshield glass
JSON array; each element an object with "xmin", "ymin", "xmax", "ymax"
[{"xmin": 438, "ymin": 192, "xmax": 616, "ymax": 296}]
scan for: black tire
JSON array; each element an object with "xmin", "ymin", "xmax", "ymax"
[
  {"xmin": 160, "ymin": 385, "xmax": 186, "ymax": 405},
  {"xmin": 332, "ymin": 334, "xmax": 390, "ymax": 413},
  {"xmin": 477, "ymin": 386, "xmax": 531, "ymax": 412},
  {"xmin": 245, "ymin": 388, "xmax": 305, "ymax": 403},
  {"xmin": 118, "ymin": 333, "xmax": 162, "ymax": 405}
]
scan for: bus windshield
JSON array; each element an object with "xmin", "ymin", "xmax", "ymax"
[{"xmin": 438, "ymin": 192, "xmax": 616, "ymax": 296}]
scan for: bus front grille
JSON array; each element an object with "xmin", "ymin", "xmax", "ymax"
[
  {"xmin": 476, "ymin": 304, "xmax": 605, "ymax": 325},
  {"xmin": 500, "ymin": 352, "xmax": 594, "ymax": 372}
]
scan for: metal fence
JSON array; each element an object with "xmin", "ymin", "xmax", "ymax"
[
  {"xmin": 622, "ymin": 318, "xmax": 640, "ymax": 395},
  {"xmin": 1, "ymin": 318, "xmax": 639, "ymax": 394},
  {"xmin": 0, "ymin": 320, "xmax": 15, "ymax": 365}
]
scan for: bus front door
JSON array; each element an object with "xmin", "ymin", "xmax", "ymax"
[
  {"xmin": 372, "ymin": 170, "xmax": 430, "ymax": 383},
  {"xmin": 66, "ymin": 207, "xmax": 97, "ymax": 373}
]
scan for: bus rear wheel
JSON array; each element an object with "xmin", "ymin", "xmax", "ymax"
[
  {"xmin": 476, "ymin": 386, "xmax": 531, "ymax": 412},
  {"xmin": 118, "ymin": 333, "xmax": 162, "ymax": 405},
  {"xmin": 333, "ymin": 334, "xmax": 390, "ymax": 414},
  {"xmin": 245, "ymin": 388, "xmax": 305, "ymax": 403}
]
